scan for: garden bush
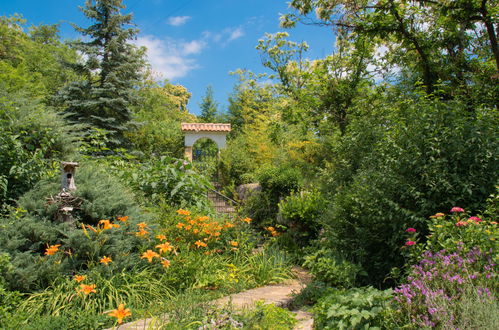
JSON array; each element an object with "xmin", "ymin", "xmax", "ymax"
[
  {"xmin": 313, "ymin": 286, "xmax": 394, "ymax": 330},
  {"xmin": 393, "ymin": 205, "xmax": 498, "ymax": 328},
  {"xmin": 320, "ymin": 97, "xmax": 498, "ymax": 287},
  {"xmin": 303, "ymin": 248, "xmax": 366, "ymax": 288},
  {"xmin": 116, "ymin": 156, "xmax": 213, "ymax": 210},
  {"xmin": 277, "ymin": 189, "xmax": 326, "ymax": 249},
  {"xmin": 243, "ymin": 164, "xmax": 302, "ymax": 227}
]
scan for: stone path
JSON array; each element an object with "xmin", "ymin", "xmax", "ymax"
[
  {"xmin": 113, "ymin": 267, "xmax": 313, "ymax": 329},
  {"xmin": 214, "ymin": 266, "xmax": 313, "ymax": 330}
]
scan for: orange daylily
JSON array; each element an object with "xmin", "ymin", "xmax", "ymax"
[
  {"xmin": 73, "ymin": 275, "xmax": 86, "ymax": 283},
  {"xmin": 224, "ymin": 222, "xmax": 235, "ymax": 228},
  {"xmin": 78, "ymin": 283, "xmax": 96, "ymax": 295},
  {"xmin": 160, "ymin": 259, "xmax": 171, "ymax": 268},
  {"xmin": 242, "ymin": 217, "xmax": 252, "ymax": 224},
  {"xmin": 176, "ymin": 209, "xmax": 190, "ymax": 216},
  {"xmin": 176, "ymin": 222, "xmax": 184, "ymax": 229},
  {"xmin": 156, "ymin": 242, "xmax": 173, "ymax": 254},
  {"xmin": 117, "ymin": 216, "xmax": 129, "ymax": 222},
  {"xmin": 108, "ymin": 303, "xmax": 132, "ymax": 324},
  {"xmin": 141, "ymin": 250, "xmax": 159, "ymax": 262},
  {"xmin": 197, "ymin": 216, "xmax": 209, "ymax": 222},
  {"xmin": 100, "ymin": 256, "xmax": 112, "ymax": 265},
  {"xmin": 229, "ymin": 241, "xmax": 238, "ymax": 247},
  {"xmin": 99, "ymin": 219, "xmax": 120, "ymax": 230},
  {"xmin": 45, "ymin": 244, "xmax": 61, "ymax": 256},
  {"xmin": 194, "ymin": 240, "xmax": 207, "ymax": 248},
  {"xmin": 156, "ymin": 234, "xmax": 167, "ymax": 241},
  {"xmin": 137, "ymin": 222, "xmax": 148, "ymax": 229},
  {"xmin": 135, "ymin": 228, "xmax": 149, "ymax": 237}
]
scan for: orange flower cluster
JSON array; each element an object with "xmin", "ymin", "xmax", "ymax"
[
  {"xmin": 98, "ymin": 219, "xmax": 120, "ymax": 230},
  {"xmin": 242, "ymin": 217, "xmax": 252, "ymax": 224},
  {"xmin": 265, "ymin": 226, "xmax": 279, "ymax": 237},
  {"xmin": 44, "ymin": 244, "xmax": 61, "ymax": 256},
  {"xmin": 135, "ymin": 222, "xmax": 149, "ymax": 237}
]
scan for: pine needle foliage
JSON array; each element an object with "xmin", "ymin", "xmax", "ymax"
[{"xmin": 59, "ymin": 0, "xmax": 145, "ymax": 145}]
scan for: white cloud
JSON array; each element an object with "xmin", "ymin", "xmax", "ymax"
[
  {"xmin": 167, "ymin": 16, "xmax": 191, "ymax": 26},
  {"xmin": 227, "ymin": 27, "xmax": 244, "ymax": 41},
  {"xmin": 202, "ymin": 26, "xmax": 245, "ymax": 46},
  {"xmin": 182, "ymin": 40, "xmax": 206, "ymax": 55},
  {"xmin": 134, "ymin": 35, "xmax": 206, "ymax": 80}
]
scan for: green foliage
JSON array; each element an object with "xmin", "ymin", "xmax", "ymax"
[
  {"xmin": 237, "ymin": 301, "xmax": 298, "ymax": 330},
  {"xmin": 244, "ymin": 164, "xmax": 302, "ymax": 227},
  {"xmin": 303, "ymin": 248, "xmax": 365, "ymax": 288},
  {"xmin": 0, "ymin": 88, "xmax": 77, "ymax": 208},
  {"xmin": 127, "ymin": 80, "xmax": 195, "ymax": 157},
  {"xmin": 199, "ymin": 85, "xmax": 219, "ymax": 123},
  {"xmin": 320, "ymin": 95, "xmax": 498, "ymax": 286},
  {"xmin": 117, "ymin": 156, "xmax": 213, "ymax": 209},
  {"xmin": 0, "ymin": 16, "xmax": 79, "ymax": 100},
  {"xmin": 58, "ymin": 0, "xmax": 145, "ymax": 144},
  {"xmin": 313, "ymin": 287, "xmax": 394, "ymax": 330},
  {"xmin": 278, "ymin": 189, "xmax": 326, "ymax": 248},
  {"xmin": 0, "ymin": 163, "xmax": 148, "ymax": 291}
]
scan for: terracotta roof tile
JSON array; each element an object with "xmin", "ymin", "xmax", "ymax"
[{"xmin": 181, "ymin": 123, "xmax": 231, "ymax": 132}]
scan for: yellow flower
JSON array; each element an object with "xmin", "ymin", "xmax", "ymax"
[
  {"xmin": 44, "ymin": 244, "xmax": 61, "ymax": 256},
  {"xmin": 160, "ymin": 259, "xmax": 171, "ymax": 268},
  {"xmin": 108, "ymin": 304, "xmax": 132, "ymax": 324},
  {"xmin": 430, "ymin": 212, "xmax": 445, "ymax": 218},
  {"xmin": 156, "ymin": 234, "xmax": 167, "ymax": 241},
  {"xmin": 229, "ymin": 241, "xmax": 238, "ymax": 247},
  {"xmin": 78, "ymin": 283, "xmax": 96, "ymax": 295},
  {"xmin": 194, "ymin": 240, "xmax": 207, "ymax": 248},
  {"xmin": 100, "ymin": 256, "xmax": 112, "ymax": 265},
  {"xmin": 73, "ymin": 275, "xmax": 86, "ymax": 283},
  {"xmin": 117, "ymin": 216, "xmax": 129, "ymax": 222},
  {"xmin": 141, "ymin": 250, "xmax": 159, "ymax": 262},
  {"xmin": 192, "ymin": 228, "xmax": 199, "ymax": 234},
  {"xmin": 176, "ymin": 209, "xmax": 190, "ymax": 216},
  {"xmin": 156, "ymin": 242, "xmax": 173, "ymax": 254},
  {"xmin": 435, "ymin": 225, "xmax": 443, "ymax": 228}
]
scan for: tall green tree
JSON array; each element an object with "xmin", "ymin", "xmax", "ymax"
[
  {"xmin": 59, "ymin": 0, "xmax": 145, "ymax": 144},
  {"xmin": 199, "ymin": 85, "xmax": 219, "ymax": 122}
]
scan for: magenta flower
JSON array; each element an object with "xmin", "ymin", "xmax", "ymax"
[
  {"xmin": 405, "ymin": 240, "xmax": 416, "ymax": 246},
  {"xmin": 468, "ymin": 216, "xmax": 482, "ymax": 223},
  {"xmin": 406, "ymin": 228, "xmax": 417, "ymax": 233},
  {"xmin": 450, "ymin": 207, "xmax": 464, "ymax": 213}
]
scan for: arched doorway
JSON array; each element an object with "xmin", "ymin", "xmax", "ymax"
[{"xmin": 181, "ymin": 123, "xmax": 231, "ymax": 162}]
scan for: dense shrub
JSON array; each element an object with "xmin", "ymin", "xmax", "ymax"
[
  {"xmin": 0, "ymin": 89, "xmax": 76, "ymax": 208},
  {"xmin": 277, "ymin": 189, "xmax": 326, "ymax": 249},
  {"xmin": 320, "ymin": 97, "xmax": 498, "ymax": 286},
  {"xmin": 303, "ymin": 248, "xmax": 365, "ymax": 288},
  {"xmin": 244, "ymin": 164, "xmax": 302, "ymax": 227},
  {"xmin": 313, "ymin": 286, "xmax": 394, "ymax": 330},
  {"xmin": 117, "ymin": 156, "xmax": 213, "ymax": 210},
  {"xmin": 0, "ymin": 163, "xmax": 149, "ymax": 291}
]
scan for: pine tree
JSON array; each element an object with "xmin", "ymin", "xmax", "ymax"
[
  {"xmin": 199, "ymin": 85, "xmax": 218, "ymax": 122},
  {"xmin": 59, "ymin": 0, "xmax": 144, "ymax": 144}
]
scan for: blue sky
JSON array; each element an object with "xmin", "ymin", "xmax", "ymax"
[{"xmin": 1, "ymin": 0, "xmax": 335, "ymax": 115}]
